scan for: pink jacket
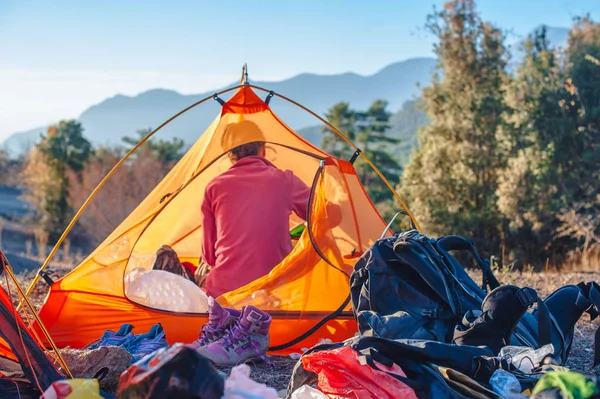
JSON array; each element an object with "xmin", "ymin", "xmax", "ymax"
[{"xmin": 201, "ymin": 156, "xmax": 310, "ymax": 298}]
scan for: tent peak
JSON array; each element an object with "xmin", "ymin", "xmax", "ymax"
[
  {"xmin": 222, "ymin": 85, "xmax": 268, "ymax": 115},
  {"xmin": 241, "ymin": 63, "xmax": 249, "ymax": 85}
]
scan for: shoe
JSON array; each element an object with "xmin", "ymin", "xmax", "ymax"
[
  {"xmin": 188, "ymin": 297, "xmax": 241, "ymax": 351},
  {"xmin": 197, "ymin": 306, "xmax": 271, "ymax": 366},
  {"xmin": 83, "ymin": 324, "xmax": 134, "ymax": 350},
  {"xmin": 126, "ymin": 323, "xmax": 169, "ymax": 364}
]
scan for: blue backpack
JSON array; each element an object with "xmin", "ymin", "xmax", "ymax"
[{"xmin": 350, "ymin": 229, "xmax": 600, "ymax": 367}]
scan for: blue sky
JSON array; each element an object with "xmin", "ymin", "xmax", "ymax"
[{"xmin": 0, "ymin": 0, "xmax": 598, "ymax": 140}]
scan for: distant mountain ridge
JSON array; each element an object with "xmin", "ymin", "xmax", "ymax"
[
  {"xmin": 2, "ymin": 57, "xmax": 436, "ymax": 155},
  {"xmin": 2, "ymin": 25, "xmax": 570, "ymax": 157}
]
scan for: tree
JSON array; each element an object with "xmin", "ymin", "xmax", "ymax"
[
  {"xmin": 21, "ymin": 120, "xmax": 93, "ymax": 241},
  {"xmin": 322, "ymin": 100, "xmax": 401, "ymax": 211},
  {"xmin": 400, "ymin": 0, "xmax": 510, "ymax": 255},
  {"xmin": 354, "ymin": 100, "xmax": 401, "ymax": 203},
  {"xmin": 554, "ymin": 17, "xmax": 600, "ymax": 261},
  {"xmin": 495, "ymin": 27, "xmax": 578, "ymax": 265},
  {"xmin": 122, "ymin": 128, "xmax": 185, "ymax": 164},
  {"xmin": 321, "ymin": 102, "xmax": 356, "ymax": 158}
]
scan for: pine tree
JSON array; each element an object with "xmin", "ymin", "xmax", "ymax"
[
  {"xmin": 354, "ymin": 100, "xmax": 401, "ymax": 203},
  {"xmin": 321, "ymin": 102, "xmax": 356, "ymax": 159},
  {"xmin": 123, "ymin": 128, "xmax": 185, "ymax": 164}
]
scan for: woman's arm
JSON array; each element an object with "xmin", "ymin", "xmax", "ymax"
[{"xmin": 200, "ymin": 188, "xmax": 217, "ymax": 266}]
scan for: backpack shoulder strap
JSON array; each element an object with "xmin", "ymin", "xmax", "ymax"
[
  {"xmin": 436, "ymin": 235, "xmax": 501, "ymax": 291},
  {"xmin": 576, "ymin": 282, "xmax": 600, "ymax": 367},
  {"xmin": 394, "ymin": 233, "xmax": 459, "ymax": 314}
]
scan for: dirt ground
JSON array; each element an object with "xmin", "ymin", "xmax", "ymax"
[{"xmin": 6, "ymin": 267, "xmax": 600, "ymax": 392}]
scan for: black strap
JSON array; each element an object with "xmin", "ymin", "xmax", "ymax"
[
  {"xmin": 268, "ymin": 295, "xmax": 351, "ymax": 352},
  {"xmin": 349, "ymin": 149, "xmax": 361, "ymax": 164},
  {"xmin": 585, "ymin": 282, "xmax": 600, "ymax": 321},
  {"xmin": 38, "ymin": 270, "xmax": 55, "ymax": 286},
  {"xmin": 265, "ymin": 91, "xmax": 274, "ymax": 104},
  {"xmin": 212, "ymin": 94, "xmax": 225, "ymax": 105},
  {"xmin": 578, "ymin": 282, "xmax": 600, "ymax": 367},
  {"xmin": 436, "ymin": 236, "xmax": 500, "ymax": 291},
  {"xmin": 516, "ymin": 287, "xmax": 537, "ymax": 307},
  {"xmin": 536, "ymin": 296, "xmax": 552, "ymax": 350}
]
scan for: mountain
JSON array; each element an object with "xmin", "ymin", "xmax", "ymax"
[
  {"xmin": 388, "ymin": 99, "xmax": 429, "ymax": 165},
  {"xmin": 293, "ymin": 26, "xmax": 569, "ymax": 167},
  {"xmin": 2, "ymin": 57, "xmax": 436, "ymax": 156},
  {"xmin": 2, "ymin": 26, "xmax": 571, "ymax": 157}
]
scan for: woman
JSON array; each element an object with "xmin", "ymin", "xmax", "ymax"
[{"xmin": 199, "ymin": 120, "xmax": 310, "ymax": 298}]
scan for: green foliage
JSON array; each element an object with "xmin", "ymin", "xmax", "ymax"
[
  {"xmin": 322, "ymin": 100, "xmax": 401, "ymax": 204},
  {"xmin": 301, "ymin": 99, "xmax": 429, "ymax": 168},
  {"xmin": 496, "ymin": 19, "xmax": 600, "ymax": 266},
  {"xmin": 122, "ymin": 128, "xmax": 186, "ymax": 163},
  {"xmin": 39, "ymin": 121, "xmax": 93, "ymax": 177},
  {"xmin": 497, "ymin": 27, "xmax": 573, "ymax": 263},
  {"xmin": 399, "ymin": 3, "xmax": 600, "ymax": 268},
  {"xmin": 321, "ymin": 102, "xmax": 356, "ymax": 159},
  {"xmin": 30, "ymin": 120, "xmax": 93, "ymax": 241},
  {"xmin": 400, "ymin": 0, "xmax": 510, "ymax": 254}
]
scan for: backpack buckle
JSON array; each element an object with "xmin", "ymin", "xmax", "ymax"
[
  {"xmin": 516, "ymin": 287, "xmax": 537, "ymax": 307},
  {"xmin": 422, "ymin": 309, "xmax": 440, "ymax": 318}
]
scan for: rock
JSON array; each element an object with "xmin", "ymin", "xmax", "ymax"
[{"xmin": 55, "ymin": 346, "xmax": 132, "ymax": 393}]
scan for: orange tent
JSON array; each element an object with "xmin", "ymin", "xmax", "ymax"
[{"xmin": 32, "ymin": 81, "xmax": 417, "ymax": 353}]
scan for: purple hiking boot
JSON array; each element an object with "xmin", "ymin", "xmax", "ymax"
[
  {"xmin": 188, "ymin": 297, "xmax": 241, "ymax": 351},
  {"xmin": 197, "ymin": 306, "xmax": 271, "ymax": 366}
]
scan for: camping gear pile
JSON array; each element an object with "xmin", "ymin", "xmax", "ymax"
[
  {"xmin": 285, "ymin": 229, "xmax": 600, "ymax": 398},
  {"xmin": 1, "ymin": 75, "xmax": 599, "ymax": 398}
]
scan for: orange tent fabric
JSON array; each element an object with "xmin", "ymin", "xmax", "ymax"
[{"xmin": 35, "ymin": 86, "xmax": 391, "ymax": 353}]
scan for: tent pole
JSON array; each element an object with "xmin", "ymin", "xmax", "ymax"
[
  {"xmin": 17, "ymin": 85, "xmax": 242, "ymax": 312},
  {"xmin": 249, "ymin": 84, "xmax": 423, "ymax": 233},
  {"xmin": 241, "ymin": 63, "xmax": 248, "ymax": 84},
  {"xmin": 0, "ymin": 251, "xmax": 73, "ymax": 378}
]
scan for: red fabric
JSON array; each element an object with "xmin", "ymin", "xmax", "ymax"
[
  {"xmin": 201, "ymin": 156, "xmax": 310, "ymax": 298},
  {"xmin": 301, "ymin": 346, "xmax": 418, "ymax": 399},
  {"xmin": 181, "ymin": 261, "xmax": 197, "ymax": 276},
  {"xmin": 221, "ymin": 86, "xmax": 269, "ymax": 115}
]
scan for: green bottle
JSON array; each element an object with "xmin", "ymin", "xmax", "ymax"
[{"xmin": 290, "ymin": 223, "xmax": 306, "ymax": 239}]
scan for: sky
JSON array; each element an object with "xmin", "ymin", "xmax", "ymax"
[{"xmin": 1, "ymin": 0, "xmax": 598, "ymax": 141}]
